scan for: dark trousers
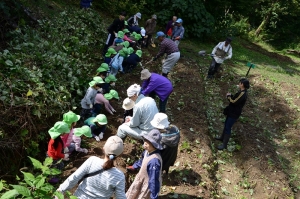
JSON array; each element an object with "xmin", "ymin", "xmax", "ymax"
[
  {"xmin": 92, "ymin": 104, "xmax": 102, "ymax": 117},
  {"xmin": 102, "ymin": 33, "xmax": 116, "ymax": 56},
  {"xmin": 208, "ymin": 58, "xmax": 221, "ymax": 76},
  {"xmin": 223, "ymin": 117, "xmax": 237, "ymax": 135},
  {"xmin": 149, "ymin": 92, "xmax": 170, "ymax": 113},
  {"xmin": 80, "ymin": 108, "xmax": 91, "ymax": 122},
  {"xmin": 145, "ymin": 34, "xmax": 152, "ymax": 48}
]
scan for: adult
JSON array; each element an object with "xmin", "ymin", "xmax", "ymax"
[
  {"xmin": 117, "ymin": 84, "xmax": 158, "ymax": 140},
  {"xmin": 165, "ymin": 16, "xmax": 177, "ymax": 36},
  {"xmin": 215, "ymin": 78, "xmax": 250, "ymax": 150},
  {"xmin": 127, "ymin": 12, "xmax": 142, "ymax": 33},
  {"xmin": 57, "ymin": 136, "xmax": 126, "ymax": 199},
  {"xmin": 103, "ymin": 12, "xmax": 127, "ymax": 56},
  {"xmin": 207, "ymin": 37, "xmax": 233, "ymax": 79},
  {"xmin": 171, "ymin": 18, "xmax": 185, "ymax": 46},
  {"xmin": 152, "ymin": 31, "xmax": 180, "ymax": 77},
  {"xmin": 140, "ymin": 69, "xmax": 173, "ymax": 113},
  {"xmin": 144, "ymin": 14, "xmax": 157, "ymax": 48}
]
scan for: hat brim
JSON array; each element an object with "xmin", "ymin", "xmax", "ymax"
[
  {"xmin": 92, "ymin": 118, "xmax": 107, "ymax": 125},
  {"xmin": 142, "ymin": 134, "xmax": 163, "ymax": 150}
]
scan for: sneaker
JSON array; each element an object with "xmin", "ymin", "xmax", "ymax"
[{"xmin": 95, "ymin": 136, "xmax": 100, "ymax": 142}]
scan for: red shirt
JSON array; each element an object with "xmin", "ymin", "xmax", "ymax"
[{"xmin": 47, "ymin": 139, "xmax": 64, "ymax": 160}]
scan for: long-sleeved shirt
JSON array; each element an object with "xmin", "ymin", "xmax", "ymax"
[
  {"xmin": 171, "ymin": 26, "xmax": 185, "ymax": 40},
  {"xmin": 211, "ymin": 41, "xmax": 232, "ymax": 64},
  {"xmin": 165, "ymin": 20, "xmax": 174, "ymax": 34},
  {"xmin": 155, "ymin": 38, "xmax": 179, "ymax": 59},
  {"xmin": 227, "ymin": 89, "xmax": 247, "ymax": 119},
  {"xmin": 71, "ymin": 135, "xmax": 85, "ymax": 152},
  {"xmin": 81, "ymin": 87, "xmax": 98, "ymax": 109},
  {"xmin": 94, "ymin": 93, "xmax": 115, "ymax": 115},
  {"xmin": 132, "ymin": 150, "xmax": 161, "ymax": 199},
  {"xmin": 61, "ymin": 128, "xmax": 74, "ymax": 147},
  {"xmin": 145, "ymin": 19, "xmax": 157, "ymax": 35},
  {"xmin": 127, "ymin": 15, "xmax": 139, "ymax": 26},
  {"xmin": 107, "ymin": 18, "xmax": 125, "ymax": 34},
  {"xmin": 80, "ymin": 0, "xmax": 92, "ymax": 8},
  {"xmin": 47, "ymin": 139, "xmax": 64, "ymax": 160},
  {"xmin": 84, "ymin": 117, "xmax": 106, "ymax": 136},
  {"xmin": 110, "ymin": 53, "xmax": 124, "ymax": 70},
  {"xmin": 58, "ymin": 156, "xmax": 126, "ymax": 199},
  {"xmin": 129, "ymin": 94, "xmax": 158, "ymax": 130},
  {"xmin": 123, "ymin": 35, "xmax": 133, "ymax": 43},
  {"xmin": 126, "ymin": 53, "xmax": 141, "ymax": 66},
  {"xmin": 142, "ymin": 73, "xmax": 173, "ymax": 101}
]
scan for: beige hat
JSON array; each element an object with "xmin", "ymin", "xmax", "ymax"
[
  {"xmin": 150, "ymin": 113, "xmax": 170, "ymax": 129},
  {"xmin": 127, "ymin": 83, "xmax": 141, "ymax": 97},
  {"xmin": 141, "ymin": 69, "xmax": 151, "ymax": 80},
  {"xmin": 103, "ymin": 136, "xmax": 124, "ymax": 156},
  {"xmin": 122, "ymin": 98, "xmax": 135, "ymax": 110}
]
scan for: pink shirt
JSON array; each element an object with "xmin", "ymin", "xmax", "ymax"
[
  {"xmin": 72, "ymin": 135, "xmax": 84, "ymax": 152},
  {"xmin": 61, "ymin": 128, "xmax": 74, "ymax": 147},
  {"xmin": 94, "ymin": 93, "xmax": 115, "ymax": 115},
  {"xmin": 123, "ymin": 35, "xmax": 133, "ymax": 43}
]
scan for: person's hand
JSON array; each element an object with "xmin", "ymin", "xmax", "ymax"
[
  {"xmin": 126, "ymin": 165, "xmax": 136, "ymax": 172},
  {"xmin": 98, "ymin": 88, "xmax": 103, "ymax": 93},
  {"xmin": 132, "ymin": 41, "xmax": 136, "ymax": 43},
  {"xmin": 125, "ymin": 116, "xmax": 131, "ymax": 123},
  {"xmin": 63, "ymin": 154, "xmax": 69, "ymax": 161},
  {"xmin": 226, "ymin": 92, "xmax": 231, "ymax": 97},
  {"xmin": 175, "ymin": 36, "xmax": 180, "ymax": 40},
  {"xmin": 82, "ymin": 148, "xmax": 88, "ymax": 154},
  {"xmin": 112, "ymin": 109, "xmax": 116, "ymax": 113},
  {"xmin": 89, "ymin": 104, "xmax": 93, "ymax": 109},
  {"xmin": 114, "ymin": 33, "xmax": 118, "ymax": 37},
  {"xmin": 63, "ymin": 147, "xmax": 69, "ymax": 154},
  {"xmin": 99, "ymin": 132, "xmax": 104, "ymax": 140}
]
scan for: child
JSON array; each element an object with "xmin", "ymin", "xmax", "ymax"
[
  {"xmin": 123, "ymin": 29, "xmax": 136, "ymax": 47},
  {"xmin": 92, "ymin": 89, "xmax": 118, "ymax": 116},
  {"xmin": 60, "ymin": 111, "xmax": 80, "ymax": 154},
  {"xmin": 109, "ymin": 48, "xmax": 128, "ymax": 76},
  {"xmin": 150, "ymin": 113, "xmax": 180, "ymax": 175},
  {"xmin": 112, "ymin": 31, "xmax": 124, "ymax": 46},
  {"xmin": 84, "ymin": 114, "xmax": 107, "ymax": 142},
  {"xmin": 96, "ymin": 63, "xmax": 109, "ymax": 78},
  {"xmin": 123, "ymin": 50, "xmax": 142, "ymax": 73},
  {"xmin": 69, "ymin": 126, "xmax": 92, "ymax": 154},
  {"xmin": 118, "ymin": 97, "xmax": 135, "ymax": 123},
  {"xmin": 80, "ymin": 80, "xmax": 103, "ymax": 121},
  {"xmin": 102, "ymin": 74, "xmax": 117, "ymax": 94},
  {"xmin": 126, "ymin": 129, "xmax": 163, "ymax": 199},
  {"xmin": 104, "ymin": 48, "xmax": 117, "ymax": 65}
]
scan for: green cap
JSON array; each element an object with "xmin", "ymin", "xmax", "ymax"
[
  {"xmin": 110, "ymin": 89, "xmax": 119, "ymax": 99},
  {"xmin": 93, "ymin": 76, "xmax": 104, "ymax": 84},
  {"xmin": 128, "ymin": 47, "xmax": 134, "ymax": 55},
  {"xmin": 100, "ymin": 63, "xmax": 109, "ymax": 70},
  {"xmin": 89, "ymin": 80, "xmax": 97, "ymax": 87},
  {"xmin": 124, "ymin": 21, "xmax": 128, "ymax": 25},
  {"xmin": 74, "ymin": 126, "xmax": 92, "ymax": 137},
  {"xmin": 93, "ymin": 114, "xmax": 108, "ymax": 125},
  {"xmin": 104, "ymin": 93, "xmax": 113, "ymax": 100},
  {"xmin": 96, "ymin": 67, "xmax": 107, "ymax": 73},
  {"xmin": 119, "ymin": 47, "xmax": 128, "ymax": 57},
  {"xmin": 105, "ymin": 48, "xmax": 117, "ymax": 57},
  {"xmin": 117, "ymin": 31, "xmax": 124, "ymax": 38},
  {"xmin": 134, "ymin": 33, "xmax": 142, "ymax": 40},
  {"xmin": 136, "ymin": 50, "xmax": 142, "ymax": 58},
  {"xmin": 63, "ymin": 111, "xmax": 80, "ymax": 127},
  {"xmin": 123, "ymin": 41, "xmax": 130, "ymax": 48},
  {"xmin": 105, "ymin": 74, "xmax": 117, "ymax": 83},
  {"xmin": 123, "ymin": 29, "xmax": 130, "ymax": 33},
  {"xmin": 48, "ymin": 121, "xmax": 70, "ymax": 139}
]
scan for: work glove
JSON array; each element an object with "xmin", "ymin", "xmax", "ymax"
[
  {"xmin": 132, "ymin": 41, "xmax": 136, "ymax": 43},
  {"xmin": 112, "ymin": 109, "xmax": 116, "ymax": 113},
  {"xmin": 63, "ymin": 154, "xmax": 69, "ymax": 161},
  {"xmin": 98, "ymin": 88, "xmax": 103, "ymax": 93},
  {"xmin": 89, "ymin": 104, "xmax": 93, "ymax": 109},
  {"xmin": 63, "ymin": 147, "xmax": 69, "ymax": 154},
  {"xmin": 82, "ymin": 148, "xmax": 88, "ymax": 154},
  {"xmin": 114, "ymin": 33, "xmax": 118, "ymax": 37},
  {"xmin": 99, "ymin": 132, "xmax": 104, "ymax": 140},
  {"xmin": 126, "ymin": 165, "xmax": 136, "ymax": 172}
]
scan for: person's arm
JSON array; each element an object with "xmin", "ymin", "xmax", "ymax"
[
  {"xmin": 124, "ymin": 35, "xmax": 133, "ymax": 42},
  {"xmin": 141, "ymin": 80, "xmax": 149, "ymax": 90},
  {"xmin": 103, "ymin": 98, "xmax": 114, "ymax": 115},
  {"xmin": 85, "ymin": 88, "xmax": 94, "ymax": 106},
  {"xmin": 132, "ymin": 151, "xmax": 145, "ymax": 169},
  {"xmin": 65, "ymin": 129, "xmax": 74, "ymax": 147},
  {"xmin": 147, "ymin": 157, "xmax": 161, "ymax": 199},
  {"xmin": 73, "ymin": 136, "xmax": 84, "ymax": 152},
  {"xmin": 178, "ymin": 27, "xmax": 184, "ymax": 40},
  {"xmin": 142, "ymin": 78, "xmax": 158, "ymax": 96},
  {"xmin": 58, "ymin": 156, "xmax": 95, "ymax": 192},
  {"xmin": 225, "ymin": 45, "xmax": 232, "ymax": 60},
  {"xmin": 54, "ymin": 142, "xmax": 65, "ymax": 159},
  {"xmin": 155, "ymin": 42, "xmax": 166, "ymax": 59},
  {"xmin": 99, "ymin": 125, "xmax": 106, "ymax": 134},
  {"xmin": 111, "ymin": 19, "xmax": 119, "ymax": 34},
  {"xmin": 114, "ymin": 173, "xmax": 126, "ymax": 199},
  {"xmin": 129, "ymin": 106, "xmax": 141, "ymax": 127},
  {"xmin": 227, "ymin": 91, "xmax": 246, "ymax": 105},
  {"xmin": 211, "ymin": 42, "xmax": 221, "ymax": 55},
  {"xmin": 118, "ymin": 56, "xmax": 124, "ymax": 69}
]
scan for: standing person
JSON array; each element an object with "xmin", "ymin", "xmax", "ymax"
[
  {"xmin": 140, "ymin": 69, "xmax": 173, "ymax": 113},
  {"xmin": 171, "ymin": 18, "xmax": 184, "ymax": 46},
  {"xmin": 207, "ymin": 37, "xmax": 233, "ymax": 79},
  {"xmin": 126, "ymin": 129, "xmax": 163, "ymax": 199},
  {"xmin": 215, "ymin": 78, "xmax": 250, "ymax": 150},
  {"xmin": 144, "ymin": 15, "xmax": 157, "ymax": 48},
  {"xmin": 57, "ymin": 136, "xmax": 126, "ymax": 199},
  {"xmin": 68, "ymin": 126, "xmax": 92, "ymax": 154},
  {"xmin": 84, "ymin": 114, "xmax": 108, "ymax": 142},
  {"xmin": 127, "ymin": 12, "xmax": 142, "ymax": 32},
  {"xmin": 165, "ymin": 16, "xmax": 177, "ymax": 37},
  {"xmin": 152, "ymin": 31, "xmax": 180, "ymax": 77},
  {"xmin": 103, "ymin": 12, "xmax": 127, "ymax": 56},
  {"xmin": 117, "ymin": 84, "xmax": 158, "ymax": 140}
]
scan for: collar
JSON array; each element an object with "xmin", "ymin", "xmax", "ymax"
[{"xmin": 135, "ymin": 94, "xmax": 144, "ymax": 104}]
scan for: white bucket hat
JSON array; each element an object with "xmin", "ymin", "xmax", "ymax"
[
  {"xmin": 122, "ymin": 98, "xmax": 135, "ymax": 110},
  {"xmin": 140, "ymin": 69, "xmax": 151, "ymax": 80},
  {"xmin": 150, "ymin": 113, "xmax": 170, "ymax": 129},
  {"xmin": 127, "ymin": 83, "xmax": 141, "ymax": 97}
]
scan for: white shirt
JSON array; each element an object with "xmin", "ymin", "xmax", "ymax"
[
  {"xmin": 58, "ymin": 156, "xmax": 126, "ymax": 199},
  {"xmin": 211, "ymin": 41, "xmax": 232, "ymax": 64}
]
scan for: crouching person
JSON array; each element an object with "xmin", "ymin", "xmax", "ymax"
[{"xmin": 68, "ymin": 126, "xmax": 92, "ymax": 154}]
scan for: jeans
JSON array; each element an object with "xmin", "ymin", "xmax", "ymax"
[
  {"xmin": 149, "ymin": 92, "xmax": 170, "ymax": 113},
  {"xmin": 223, "ymin": 117, "xmax": 237, "ymax": 135},
  {"xmin": 92, "ymin": 104, "xmax": 102, "ymax": 117}
]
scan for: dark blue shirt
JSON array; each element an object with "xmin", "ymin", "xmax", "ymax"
[{"xmin": 126, "ymin": 53, "xmax": 141, "ymax": 66}]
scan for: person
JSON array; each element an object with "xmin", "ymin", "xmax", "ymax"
[
  {"xmin": 96, "ymin": 63, "xmax": 109, "ymax": 79},
  {"xmin": 84, "ymin": 114, "xmax": 108, "ymax": 142},
  {"xmin": 126, "ymin": 129, "xmax": 163, "ymax": 199},
  {"xmin": 117, "ymin": 84, "xmax": 158, "ymax": 140},
  {"xmin": 140, "ymin": 69, "xmax": 173, "ymax": 113},
  {"xmin": 104, "ymin": 48, "xmax": 117, "ymax": 65},
  {"xmin": 151, "ymin": 113, "xmax": 180, "ymax": 174},
  {"xmin": 127, "ymin": 12, "xmax": 142, "ymax": 33},
  {"xmin": 207, "ymin": 37, "xmax": 233, "ymax": 79},
  {"xmin": 152, "ymin": 31, "xmax": 180, "ymax": 77},
  {"xmin": 123, "ymin": 29, "xmax": 136, "ymax": 46},
  {"xmin": 60, "ymin": 111, "xmax": 80, "ymax": 154},
  {"xmin": 92, "ymin": 90, "xmax": 118, "ymax": 116},
  {"xmin": 80, "ymin": 79, "xmax": 103, "ymax": 121},
  {"xmin": 102, "ymin": 74, "xmax": 117, "ymax": 94},
  {"xmin": 123, "ymin": 50, "xmax": 142, "ymax": 73},
  {"xmin": 215, "ymin": 78, "xmax": 250, "ymax": 150},
  {"xmin": 110, "ymin": 48, "xmax": 127, "ymax": 76},
  {"xmin": 47, "ymin": 121, "xmax": 70, "ymax": 170},
  {"xmin": 112, "ymin": 31, "xmax": 125, "ymax": 46},
  {"xmin": 80, "ymin": 0, "xmax": 92, "ymax": 9},
  {"xmin": 103, "ymin": 12, "xmax": 127, "ymax": 56},
  {"xmin": 144, "ymin": 15, "xmax": 157, "ymax": 48},
  {"xmin": 57, "ymin": 136, "xmax": 126, "ymax": 199},
  {"xmin": 68, "ymin": 126, "xmax": 92, "ymax": 154},
  {"xmin": 171, "ymin": 18, "xmax": 184, "ymax": 46},
  {"xmin": 118, "ymin": 97, "xmax": 135, "ymax": 124},
  {"xmin": 165, "ymin": 16, "xmax": 177, "ymax": 37}
]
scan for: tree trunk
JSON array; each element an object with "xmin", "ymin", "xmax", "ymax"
[{"xmin": 255, "ymin": 10, "xmax": 272, "ymax": 37}]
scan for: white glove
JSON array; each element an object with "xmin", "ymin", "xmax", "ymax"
[
  {"xmin": 99, "ymin": 132, "xmax": 104, "ymax": 140},
  {"xmin": 82, "ymin": 148, "xmax": 88, "ymax": 154},
  {"xmin": 114, "ymin": 33, "xmax": 118, "ymax": 37},
  {"xmin": 132, "ymin": 41, "xmax": 136, "ymax": 43},
  {"xmin": 63, "ymin": 154, "xmax": 69, "ymax": 161},
  {"xmin": 112, "ymin": 109, "xmax": 116, "ymax": 113},
  {"xmin": 89, "ymin": 104, "xmax": 93, "ymax": 109},
  {"xmin": 98, "ymin": 88, "xmax": 103, "ymax": 93},
  {"xmin": 63, "ymin": 147, "xmax": 69, "ymax": 153}
]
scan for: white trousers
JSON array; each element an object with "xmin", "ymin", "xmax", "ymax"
[{"xmin": 117, "ymin": 124, "xmax": 152, "ymax": 140}]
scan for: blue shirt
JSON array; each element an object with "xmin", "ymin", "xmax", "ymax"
[
  {"xmin": 133, "ymin": 150, "xmax": 161, "ymax": 199},
  {"xmin": 171, "ymin": 26, "xmax": 185, "ymax": 40}
]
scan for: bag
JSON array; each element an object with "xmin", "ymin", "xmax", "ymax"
[
  {"xmin": 223, "ymin": 106, "xmax": 229, "ymax": 115},
  {"xmin": 78, "ymin": 168, "xmax": 104, "ymax": 184}
]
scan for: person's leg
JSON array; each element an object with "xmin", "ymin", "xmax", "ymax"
[
  {"xmin": 215, "ymin": 117, "xmax": 227, "ymax": 141},
  {"xmin": 68, "ymin": 143, "xmax": 76, "ymax": 153},
  {"xmin": 162, "ymin": 52, "xmax": 180, "ymax": 75},
  {"xmin": 159, "ymin": 95, "xmax": 169, "ymax": 113},
  {"xmin": 80, "ymin": 108, "xmax": 91, "ymax": 122},
  {"xmin": 207, "ymin": 58, "xmax": 216, "ymax": 77},
  {"xmin": 217, "ymin": 117, "xmax": 237, "ymax": 150},
  {"xmin": 103, "ymin": 33, "xmax": 115, "ymax": 56},
  {"xmin": 92, "ymin": 104, "xmax": 102, "ymax": 117},
  {"xmin": 117, "ymin": 124, "xmax": 145, "ymax": 140}
]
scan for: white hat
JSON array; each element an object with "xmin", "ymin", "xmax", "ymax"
[
  {"xmin": 103, "ymin": 136, "xmax": 124, "ymax": 156},
  {"xmin": 140, "ymin": 28, "xmax": 146, "ymax": 36},
  {"xmin": 150, "ymin": 113, "xmax": 170, "ymax": 129},
  {"xmin": 122, "ymin": 98, "xmax": 135, "ymax": 110},
  {"xmin": 136, "ymin": 12, "xmax": 141, "ymax": 19},
  {"xmin": 140, "ymin": 69, "xmax": 151, "ymax": 80},
  {"xmin": 127, "ymin": 83, "xmax": 141, "ymax": 97}
]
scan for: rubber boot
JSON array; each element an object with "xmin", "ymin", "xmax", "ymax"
[{"xmin": 217, "ymin": 134, "xmax": 230, "ymax": 150}]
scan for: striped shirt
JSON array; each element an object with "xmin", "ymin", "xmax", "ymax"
[
  {"xmin": 59, "ymin": 156, "xmax": 126, "ymax": 199},
  {"xmin": 156, "ymin": 38, "xmax": 179, "ymax": 58}
]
